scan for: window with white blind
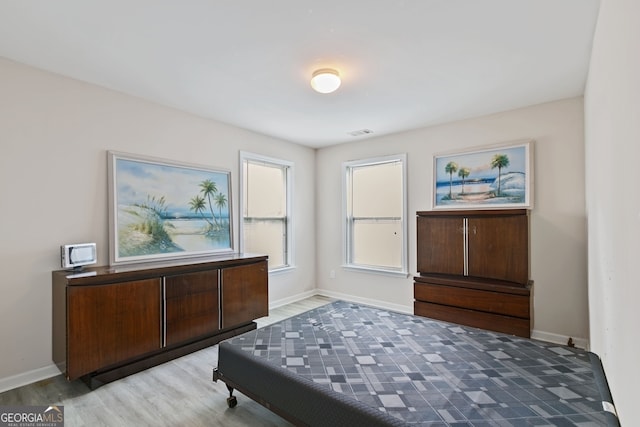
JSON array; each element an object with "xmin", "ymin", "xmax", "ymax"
[
  {"xmin": 240, "ymin": 152, "xmax": 293, "ymax": 271},
  {"xmin": 343, "ymin": 154, "xmax": 407, "ymax": 275}
]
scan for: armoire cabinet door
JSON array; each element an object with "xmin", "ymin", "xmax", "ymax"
[
  {"xmin": 467, "ymin": 214, "xmax": 528, "ymax": 284},
  {"xmin": 67, "ymin": 278, "xmax": 161, "ymax": 380},
  {"xmin": 164, "ymin": 269, "xmax": 219, "ymax": 346},
  {"xmin": 221, "ymin": 260, "xmax": 268, "ymax": 329},
  {"xmin": 417, "ymin": 215, "xmax": 465, "ymax": 275}
]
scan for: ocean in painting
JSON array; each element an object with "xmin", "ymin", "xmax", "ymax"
[{"xmin": 165, "ymin": 217, "xmax": 231, "ymax": 251}]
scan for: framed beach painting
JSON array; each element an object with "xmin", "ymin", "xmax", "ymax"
[
  {"xmin": 108, "ymin": 151, "xmax": 233, "ymax": 265},
  {"xmin": 433, "ymin": 140, "xmax": 533, "ymax": 210}
]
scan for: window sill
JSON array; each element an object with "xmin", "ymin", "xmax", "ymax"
[
  {"xmin": 269, "ymin": 265, "xmax": 296, "ymax": 275},
  {"xmin": 342, "ymin": 265, "xmax": 409, "ymax": 279}
]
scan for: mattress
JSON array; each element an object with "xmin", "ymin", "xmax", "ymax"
[{"xmin": 213, "ymin": 300, "xmax": 619, "ymax": 426}]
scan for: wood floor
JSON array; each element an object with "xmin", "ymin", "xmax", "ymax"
[{"xmin": 0, "ymin": 295, "xmax": 334, "ymax": 427}]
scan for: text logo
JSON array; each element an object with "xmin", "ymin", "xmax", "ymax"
[{"xmin": 0, "ymin": 405, "xmax": 64, "ymax": 427}]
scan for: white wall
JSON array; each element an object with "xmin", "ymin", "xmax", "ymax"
[
  {"xmin": 585, "ymin": 0, "xmax": 640, "ymax": 424},
  {"xmin": 0, "ymin": 58, "xmax": 316, "ymax": 389},
  {"xmin": 316, "ymin": 97, "xmax": 588, "ymax": 344}
]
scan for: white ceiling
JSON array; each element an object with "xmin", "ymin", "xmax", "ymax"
[{"xmin": 0, "ymin": 1, "xmax": 600, "ymax": 148}]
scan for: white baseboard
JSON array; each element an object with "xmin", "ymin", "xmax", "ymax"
[
  {"xmin": 269, "ymin": 289, "xmax": 318, "ymax": 310},
  {"xmin": 0, "ymin": 364, "xmax": 62, "ymax": 394},
  {"xmin": 531, "ymin": 329, "xmax": 589, "ymax": 350},
  {"xmin": 315, "ymin": 289, "xmax": 413, "ymax": 314}
]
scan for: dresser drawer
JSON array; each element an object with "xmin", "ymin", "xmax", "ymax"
[
  {"xmin": 414, "ymin": 280, "xmax": 530, "ymax": 319},
  {"xmin": 414, "ymin": 301, "xmax": 531, "ymax": 338}
]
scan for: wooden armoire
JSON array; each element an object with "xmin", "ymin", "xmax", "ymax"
[{"xmin": 414, "ymin": 209, "xmax": 532, "ymax": 337}]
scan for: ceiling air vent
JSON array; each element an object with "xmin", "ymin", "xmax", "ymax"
[{"xmin": 348, "ymin": 129, "xmax": 374, "ymax": 137}]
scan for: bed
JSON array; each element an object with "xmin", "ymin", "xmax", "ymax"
[{"xmin": 213, "ymin": 300, "xmax": 619, "ymax": 426}]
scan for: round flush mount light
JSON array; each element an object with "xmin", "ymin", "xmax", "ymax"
[{"xmin": 310, "ymin": 68, "xmax": 341, "ymax": 94}]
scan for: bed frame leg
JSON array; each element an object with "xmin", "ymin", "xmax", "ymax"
[{"xmin": 226, "ymin": 384, "xmax": 237, "ymax": 408}]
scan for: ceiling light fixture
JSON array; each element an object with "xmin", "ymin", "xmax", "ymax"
[{"xmin": 310, "ymin": 68, "xmax": 341, "ymax": 94}]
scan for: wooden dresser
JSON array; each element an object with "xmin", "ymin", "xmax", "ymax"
[
  {"xmin": 414, "ymin": 210, "xmax": 532, "ymax": 337},
  {"xmin": 53, "ymin": 253, "xmax": 268, "ymax": 388}
]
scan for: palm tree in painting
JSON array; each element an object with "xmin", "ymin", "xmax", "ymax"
[
  {"xmin": 458, "ymin": 167, "xmax": 470, "ymax": 194},
  {"xmin": 444, "ymin": 161, "xmax": 458, "ymax": 198},
  {"xmin": 199, "ymin": 179, "xmax": 220, "ymax": 229},
  {"xmin": 214, "ymin": 192, "xmax": 228, "ymax": 229},
  {"xmin": 490, "ymin": 154, "xmax": 510, "ymax": 196},
  {"xmin": 189, "ymin": 195, "xmax": 216, "ymax": 229}
]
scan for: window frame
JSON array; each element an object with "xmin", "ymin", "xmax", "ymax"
[
  {"xmin": 342, "ymin": 153, "xmax": 408, "ymax": 277},
  {"xmin": 239, "ymin": 151, "xmax": 294, "ymax": 273}
]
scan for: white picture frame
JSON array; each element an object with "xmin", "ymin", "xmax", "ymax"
[
  {"xmin": 433, "ymin": 140, "xmax": 533, "ymax": 210},
  {"xmin": 108, "ymin": 151, "xmax": 233, "ymax": 265}
]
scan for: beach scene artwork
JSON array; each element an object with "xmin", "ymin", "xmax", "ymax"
[
  {"xmin": 109, "ymin": 152, "xmax": 232, "ymax": 264},
  {"xmin": 433, "ymin": 141, "xmax": 532, "ymax": 209}
]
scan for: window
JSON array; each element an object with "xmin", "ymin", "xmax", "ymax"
[
  {"xmin": 343, "ymin": 154, "xmax": 407, "ymax": 275},
  {"xmin": 240, "ymin": 152, "xmax": 293, "ymax": 271}
]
